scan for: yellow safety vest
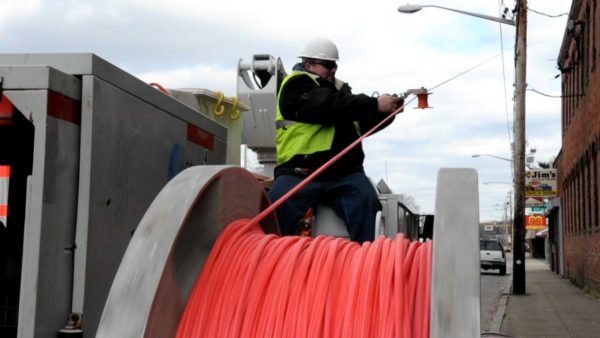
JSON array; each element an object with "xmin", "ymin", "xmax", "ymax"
[{"xmin": 275, "ymin": 71, "xmax": 336, "ymax": 164}]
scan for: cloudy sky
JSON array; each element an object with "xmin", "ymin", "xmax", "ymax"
[{"xmin": 1, "ymin": 0, "xmax": 571, "ymax": 222}]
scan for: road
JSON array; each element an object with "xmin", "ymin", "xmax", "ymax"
[{"xmin": 480, "ymin": 252, "xmax": 513, "ymax": 333}]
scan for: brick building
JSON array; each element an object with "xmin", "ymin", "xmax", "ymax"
[{"xmin": 557, "ymin": 0, "xmax": 600, "ymax": 294}]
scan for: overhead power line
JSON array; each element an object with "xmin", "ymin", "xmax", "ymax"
[
  {"xmin": 526, "ymin": 87, "xmax": 561, "ymax": 98},
  {"xmin": 498, "ymin": 0, "xmax": 513, "ymax": 147},
  {"xmin": 528, "ymin": 8, "xmax": 568, "ymax": 18},
  {"xmin": 526, "ymin": 86, "xmax": 585, "ymax": 98}
]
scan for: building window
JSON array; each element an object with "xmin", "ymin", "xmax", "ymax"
[
  {"xmin": 576, "ymin": 50, "xmax": 581, "ymax": 109},
  {"xmin": 592, "ymin": 0, "xmax": 597, "ymax": 72},
  {"xmin": 581, "ymin": 158, "xmax": 589, "ymax": 233},
  {"xmin": 563, "ymin": 178, "xmax": 572, "ymax": 235},
  {"xmin": 569, "ymin": 178, "xmax": 575, "ymax": 235},
  {"xmin": 586, "ymin": 157, "xmax": 591, "ymax": 232},
  {"xmin": 593, "ymin": 148, "xmax": 599, "ymax": 230},
  {"xmin": 596, "ymin": 148, "xmax": 600, "ymax": 231},
  {"xmin": 569, "ymin": 175, "xmax": 574, "ymax": 235},
  {"xmin": 561, "ymin": 78, "xmax": 567, "ymax": 137},
  {"xmin": 583, "ymin": 5, "xmax": 591, "ymax": 90},
  {"xmin": 575, "ymin": 167, "xmax": 584, "ymax": 234},
  {"xmin": 571, "ymin": 67, "xmax": 576, "ymax": 119}
]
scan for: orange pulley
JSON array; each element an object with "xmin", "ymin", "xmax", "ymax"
[{"xmin": 416, "ymin": 91, "xmax": 432, "ymax": 109}]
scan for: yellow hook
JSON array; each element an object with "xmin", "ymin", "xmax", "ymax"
[
  {"xmin": 229, "ymin": 96, "xmax": 241, "ymax": 120},
  {"xmin": 213, "ymin": 91, "xmax": 225, "ymax": 116}
]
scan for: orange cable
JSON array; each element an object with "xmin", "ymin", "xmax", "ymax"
[
  {"xmin": 149, "ymin": 82, "xmax": 171, "ymax": 95},
  {"xmin": 176, "ymin": 219, "xmax": 432, "ymax": 338}
]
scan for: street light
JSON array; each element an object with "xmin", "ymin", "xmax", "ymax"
[
  {"xmin": 399, "ymin": 2, "xmax": 528, "ymax": 294},
  {"xmin": 472, "ymin": 154, "xmax": 513, "ymax": 162},
  {"xmin": 397, "ymin": 4, "xmax": 516, "ymax": 26},
  {"xmin": 473, "ymin": 153, "xmax": 537, "ymax": 169}
]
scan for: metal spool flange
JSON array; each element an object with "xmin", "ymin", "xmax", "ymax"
[{"xmin": 97, "ymin": 166, "xmax": 278, "ymax": 338}]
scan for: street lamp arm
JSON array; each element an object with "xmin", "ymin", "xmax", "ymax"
[
  {"xmin": 471, "ymin": 154, "xmax": 513, "ymax": 162},
  {"xmin": 398, "ymin": 4, "xmax": 516, "ymax": 26}
]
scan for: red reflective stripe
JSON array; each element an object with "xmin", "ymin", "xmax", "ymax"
[
  {"xmin": 187, "ymin": 124, "xmax": 214, "ymax": 150},
  {"xmin": 47, "ymin": 91, "xmax": 81, "ymax": 125},
  {"xmin": 0, "ymin": 166, "xmax": 9, "ymax": 220},
  {"xmin": 0, "ymin": 95, "xmax": 14, "ymax": 122},
  {"xmin": 0, "ymin": 165, "xmax": 10, "ymax": 178}
]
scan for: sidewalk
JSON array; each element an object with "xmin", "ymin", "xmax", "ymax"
[{"xmin": 499, "ymin": 257, "xmax": 600, "ymax": 338}]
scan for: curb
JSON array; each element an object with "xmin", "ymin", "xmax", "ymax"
[{"xmin": 489, "ymin": 273, "xmax": 513, "ymax": 333}]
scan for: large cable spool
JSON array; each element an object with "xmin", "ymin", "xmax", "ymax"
[
  {"xmin": 98, "ymin": 166, "xmax": 482, "ymax": 338},
  {"xmin": 96, "ymin": 166, "xmax": 278, "ymax": 338}
]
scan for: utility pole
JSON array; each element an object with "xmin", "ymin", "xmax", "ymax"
[
  {"xmin": 512, "ymin": 0, "xmax": 527, "ymax": 295},
  {"xmin": 508, "ymin": 190, "xmax": 513, "ymax": 245}
]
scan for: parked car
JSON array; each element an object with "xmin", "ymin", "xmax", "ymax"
[{"xmin": 480, "ymin": 239, "xmax": 506, "ymax": 275}]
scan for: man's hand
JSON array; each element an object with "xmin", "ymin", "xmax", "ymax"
[{"xmin": 377, "ymin": 94, "xmax": 401, "ymax": 113}]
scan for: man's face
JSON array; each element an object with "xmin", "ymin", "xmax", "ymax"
[{"xmin": 306, "ymin": 60, "xmax": 337, "ymax": 83}]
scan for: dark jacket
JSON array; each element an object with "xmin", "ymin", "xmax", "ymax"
[{"xmin": 274, "ymin": 63, "xmax": 394, "ymax": 180}]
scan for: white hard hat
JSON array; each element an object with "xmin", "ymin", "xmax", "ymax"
[{"xmin": 298, "ymin": 37, "xmax": 339, "ymax": 61}]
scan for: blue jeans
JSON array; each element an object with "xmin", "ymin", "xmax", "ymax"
[{"xmin": 268, "ymin": 172, "xmax": 381, "ymax": 243}]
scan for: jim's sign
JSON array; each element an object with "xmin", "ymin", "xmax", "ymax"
[{"xmin": 525, "ymin": 169, "xmax": 557, "ymax": 198}]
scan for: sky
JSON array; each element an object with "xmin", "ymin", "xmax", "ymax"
[{"xmin": 0, "ymin": 0, "xmax": 571, "ymax": 222}]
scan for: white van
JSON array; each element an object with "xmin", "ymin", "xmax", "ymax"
[{"xmin": 480, "ymin": 239, "xmax": 507, "ymax": 275}]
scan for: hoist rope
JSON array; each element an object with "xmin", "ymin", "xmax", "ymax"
[
  {"xmin": 428, "ymin": 49, "xmax": 510, "ymax": 92},
  {"xmin": 246, "ymin": 49, "xmax": 508, "ymax": 229},
  {"xmin": 176, "ymin": 219, "xmax": 432, "ymax": 338},
  {"xmin": 246, "ymin": 96, "xmax": 415, "ymax": 230}
]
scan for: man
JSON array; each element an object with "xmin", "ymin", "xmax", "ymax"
[{"xmin": 268, "ymin": 37, "xmax": 400, "ymax": 243}]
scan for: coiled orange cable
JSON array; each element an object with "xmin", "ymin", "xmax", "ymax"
[{"xmin": 176, "ymin": 219, "xmax": 432, "ymax": 338}]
